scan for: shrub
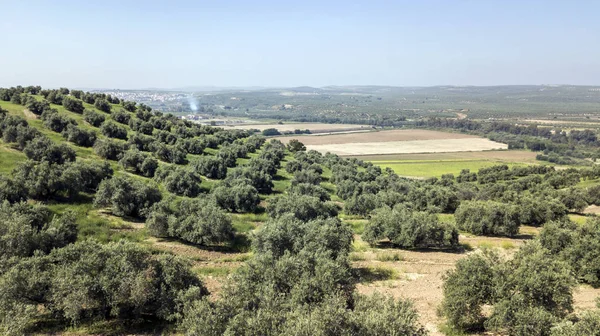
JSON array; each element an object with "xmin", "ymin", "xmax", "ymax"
[
  {"xmin": 146, "ymin": 198, "xmax": 234, "ymax": 246},
  {"xmin": 119, "ymin": 149, "xmax": 158, "ymax": 177},
  {"xmin": 23, "ymin": 136, "xmax": 76, "ymax": 164},
  {"xmin": 62, "ymin": 124, "xmax": 97, "ymax": 147},
  {"xmin": 94, "ymin": 98, "xmax": 111, "ymax": 112},
  {"xmin": 111, "ymin": 109, "xmax": 131, "ymax": 124},
  {"xmin": 83, "ymin": 108, "xmax": 105, "ymax": 127},
  {"xmin": 163, "ymin": 167, "xmax": 202, "ymax": 197},
  {"xmin": 267, "ymin": 195, "xmax": 338, "ymax": 222},
  {"xmin": 288, "ymin": 183, "xmax": 330, "ymax": 201},
  {"xmin": 0, "ymin": 240, "xmax": 206, "ymax": 335},
  {"xmin": 363, "ymin": 205, "xmax": 459, "ymax": 248},
  {"xmin": 62, "ymin": 96, "xmax": 84, "ymax": 113},
  {"xmin": 0, "ymin": 202, "xmax": 77, "ymax": 259},
  {"xmin": 454, "ymin": 200, "xmax": 521, "ymax": 237},
  {"xmin": 94, "ymin": 138, "xmax": 127, "ymax": 160},
  {"xmin": 212, "ymin": 182, "xmax": 260, "ymax": 213},
  {"xmin": 94, "ymin": 176, "xmax": 161, "ymax": 218},
  {"xmin": 154, "ymin": 143, "xmax": 187, "ymax": 164},
  {"xmin": 101, "ymin": 121, "xmax": 128, "ymax": 140}
]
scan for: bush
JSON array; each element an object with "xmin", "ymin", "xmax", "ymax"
[
  {"xmin": 288, "ymin": 183, "xmax": 330, "ymax": 201},
  {"xmin": 61, "ymin": 124, "xmax": 97, "ymax": 147},
  {"xmin": 455, "ymin": 200, "xmax": 521, "ymax": 237},
  {"xmin": 212, "ymin": 182, "xmax": 260, "ymax": 213},
  {"xmin": 146, "ymin": 198, "xmax": 234, "ymax": 246},
  {"xmin": 154, "ymin": 144, "xmax": 187, "ymax": 164},
  {"xmin": 163, "ymin": 167, "xmax": 202, "ymax": 197},
  {"xmin": 101, "ymin": 121, "xmax": 128, "ymax": 140},
  {"xmin": 94, "ymin": 138, "xmax": 127, "ymax": 160},
  {"xmin": 253, "ymin": 214, "xmax": 353, "ymax": 259},
  {"xmin": 94, "ymin": 98, "xmax": 111, "ymax": 112},
  {"xmin": 94, "ymin": 176, "xmax": 161, "ymax": 218},
  {"xmin": 12, "ymin": 161, "xmax": 83, "ymax": 199},
  {"xmin": 267, "ymin": 195, "xmax": 338, "ymax": 222},
  {"xmin": 0, "ymin": 240, "xmax": 206, "ymax": 335},
  {"xmin": 344, "ymin": 193, "xmax": 379, "ymax": 216},
  {"xmin": 0, "ymin": 202, "xmax": 77, "ymax": 259},
  {"xmin": 226, "ymin": 167, "xmax": 273, "ymax": 193},
  {"xmin": 119, "ymin": 149, "xmax": 158, "ymax": 177},
  {"xmin": 111, "ymin": 109, "xmax": 131, "ymax": 124},
  {"xmin": 363, "ymin": 205, "xmax": 459, "ymax": 248},
  {"xmin": 23, "ymin": 136, "xmax": 76, "ymax": 164},
  {"xmin": 62, "ymin": 96, "xmax": 84, "ymax": 113},
  {"xmin": 262, "ymin": 128, "xmax": 281, "ymax": 136},
  {"xmin": 83, "ymin": 108, "xmax": 105, "ymax": 127},
  {"xmin": 0, "ymin": 176, "xmax": 27, "ymax": 203},
  {"xmin": 41, "ymin": 110, "xmax": 76, "ymax": 133}
]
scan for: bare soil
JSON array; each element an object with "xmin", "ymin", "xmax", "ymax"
[{"xmin": 275, "ymin": 129, "xmax": 477, "ymax": 146}]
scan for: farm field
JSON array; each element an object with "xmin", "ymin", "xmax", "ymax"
[
  {"xmin": 346, "ymin": 150, "xmax": 539, "ymax": 163},
  {"xmin": 372, "ymin": 159, "xmax": 519, "ymax": 178},
  {"xmin": 274, "ymin": 129, "xmax": 477, "ymax": 145},
  {"xmin": 228, "ymin": 122, "xmax": 370, "ymax": 133},
  {"xmin": 306, "ymin": 138, "xmax": 507, "ymax": 156}
]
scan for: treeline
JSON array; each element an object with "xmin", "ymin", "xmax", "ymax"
[{"xmin": 418, "ymin": 117, "xmax": 600, "ymax": 164}]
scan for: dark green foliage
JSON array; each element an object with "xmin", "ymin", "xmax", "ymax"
[
  {"xmin": 517, "ymin": 196, "xmax": 567, "ymax": 226},
  {"xmin": 119, "ymin": 149, "xmax": 158, "ymax": 177},
  {"xmin": 127, "ymin": 132, "xmax": 156, "ymax": 152},
  {"xmin": 551, "ymin": 311, "xmax": 600, "ymax": 336},
  {"xmin": 163, "ymin": 167, "xmax": 202, "ymax": 197},
  {"xmin": 226, "ymin": 167, "xmax": 273, "ymax": 193},
  {"xmin": 25, "ymin": 98, "xmax": 50, "ymax": 115},
  {"xmin": 61, "ymin": 96, "xmax": 84, "ymax": 113},
  {"xmin": 539, "ymin": 219, "xmax": 600, "ymax": 286},
  {"xmin": 111, "ymin": 109, "xmax": 131, "ymax": 124},
  {"xmin": 345, "ymin": 193, "xmax": 379, "ymax": 216},
  {"xmin": 154, "ymin": 143, "xmax": 186, "ymax": 164},
  {"xmin": 129, "ymin": 117, "xmax": 154, "ymax": 135},
  {"xmin": 212, "ymin": 182, "xmax": 260, "ymax": 213},
  {"xmin": 23, "ymin": 136, "xmax": 76, "ymax": 164},
  {"xmin": 12, "ymin": 161, "xmax": 82, "ymax": 199},
  {"xmin": 61, "ymin": 124, "xmax": 97, "ymax": 147},
  {"xmin": 146, "ymin": 198, "xmax": 234, "ymax": 246},
  {"xmin": 122, "ymin": 100, "xmax": 136, "ymax": 112},
  {"xmin": 261, "ymin": 128, "xmax": 281, "ymax": 136},
  {"xmin": 441, "ymin": 250, "xmax": 499, "ymax": 331},
  {"xmin": 0, "ymin": 202, "xmax": 77, "ymax": 259},
  {"xmin": 83, "ymin": 108, "xmax": 105, "ymax": 127},
  {"xmin": 286, "ymin": 139, "xmax": 306, "ymax": 152},
  {"xmin": 267, "ymin": 195, "xmax": 338, "ymax": 222},
  {"xmin": 191, "ymin": 156, "xmax": 228, "ymax": 179},
  {"xmin": 41, "ymin": 110, "xmax": 76, "ymax": 133},
  {"xmin": 454, "ymin": 200, "xmax": 521, "ymax": 237},
  {"xmin": 253, "ymin": 214, "xmax": 353, "ymax": 259},
  {"xmin": 288, "ymin": 182, "xmax": 330, "ymax": 201},
  {"xmin": 441, "ymin": 243, "xmax": 576, "ymax": 334},
  {"xmin": 94, "ymin": 176, "xmax": 162, "ymax": 218},
  {"xmin": 363, "ymin": 205, "xmax": 459, "ymax": 248},
  {"xmin": 72, "ymin": 160, "xmax": 113, "ymax": 191},
  {"xmin": 94, "ymin": 98, "xmax": 111, "ymax": 112},
  {"xmin": 0, "ymin": 240, "xmax": 206, "ymax": 335},
  {"xmin": 93, "ymin": 138, "xmax": 127, "ymax": 160},
  {"xmin": 292, "ymin": 169, "xmax": 322, "ymax": 185},
  {"xmin": 0, "ymin": 176, "xmax": 27, "ymax": 203},
  {"xmin": 100, "ymin": 121, "xmax": 128, "ymax": 140}
]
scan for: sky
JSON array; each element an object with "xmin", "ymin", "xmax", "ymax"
[{"xmin": 2, "ymin": 0, "xmax": 600, "ymax": 89}]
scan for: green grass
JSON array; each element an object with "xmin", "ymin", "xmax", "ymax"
[
  {"xmin": 569, "ymin": 214, "xmax": 588, "ymax": 225},
  {"xmin": 371, "ymin": 159, "xmax": 523, "ymax": 178},
  {"xmin": 345, "ymin": 219, "xmax": 367, "ymax": 234},
  {"xmin": 193, "ymin": 266, "xmax": 234, "ymax": 277},
  {"xmin": 376, "ymin": 252, "xmax": 404, "ymax": 262},
  {"xmin": 0, "ymin": 144, "xmax": 27, "ymax": 175}
]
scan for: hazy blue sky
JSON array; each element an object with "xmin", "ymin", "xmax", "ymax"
[{"xmin": 2, "ymin": 0, "xmax": 599, "ymax": 89}]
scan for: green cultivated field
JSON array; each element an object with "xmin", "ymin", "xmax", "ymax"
[{"xmin": 371, "ymin": 159, "xmax": 524, "ymax": 178}]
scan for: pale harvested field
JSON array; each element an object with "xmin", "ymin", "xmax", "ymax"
[
  {"xmin": 348, "ymin": 150, "xmax": 538, "ymax": 163},
  {"xmin": 275, "ymin": 129, "xmax": 477, "ymax": 145},
  {"xmin": 307, "ymin": 138, "xmax": 507, "ymax": 155},
  {"xmin": 229, "ymin": 122, "xmax": 370, "ymax": 132}
]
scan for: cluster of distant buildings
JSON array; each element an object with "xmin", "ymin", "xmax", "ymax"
[{"xmin": 96, "ymin": 90, "xmax": 188, "ymax": 104}]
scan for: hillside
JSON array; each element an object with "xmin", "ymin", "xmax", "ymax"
[{"xmin": 1, "ymin": 86, "xmax": 600, "ymax": 335}]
